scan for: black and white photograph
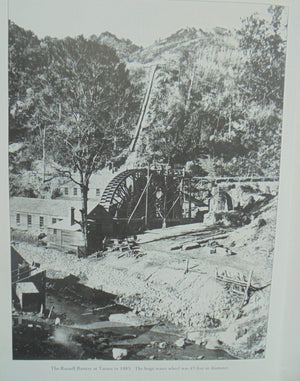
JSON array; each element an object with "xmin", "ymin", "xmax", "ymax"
[{"xmin": 4, "ymin": 0, "xmax": 298, "ymax": 370}]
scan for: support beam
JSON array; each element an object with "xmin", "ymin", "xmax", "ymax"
[
  {"xmin": 127, "ymin": 174, "xmax": 152, "ymax": 225},
  {"xmin": 166, "ymin": 195, "xmax": 180, "ymax": 218}
]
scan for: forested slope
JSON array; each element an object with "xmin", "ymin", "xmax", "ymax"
[{"xmin": 9, "ymin": 5, "xmax": 287, "ymax": 198}]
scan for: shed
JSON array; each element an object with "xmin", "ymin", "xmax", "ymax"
[
  {"xmin": 16, "ymin": 282, "xmax": 40, "ymax": 312},
  {"xmin": 47, "ymin": 219, "xmax": 84, "ymax": 252},
  {"xmin": 11, "ymin": 246, "xmax": 46, "ymax": 312},
  {"xmin": 47, "ymin": 204, "xmax": 113, "ymax": 253}
]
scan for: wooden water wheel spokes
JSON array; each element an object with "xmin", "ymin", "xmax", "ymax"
[
  {"xmin": 100, "ymin": 168, "xmax": 183, "ymax": 228},
  {"xmin": 100, "ymin": 169, "xmax": 147, "ymax": 218}
]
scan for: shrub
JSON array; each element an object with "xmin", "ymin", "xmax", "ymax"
[{"xmin": 11, "ymin": 229, "xmax": 39, "ymax": 245}]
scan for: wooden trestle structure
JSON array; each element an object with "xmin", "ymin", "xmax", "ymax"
[
  {"xmin": 99, "ymin": 164, "xmax": 279, "ymax": 234},
  {"xmin": 99, "ymin": 167, "xmax": 186, "ymax": 232}
]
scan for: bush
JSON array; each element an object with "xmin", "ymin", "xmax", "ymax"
[
  {"xmin": 51, "ymin": 188, "xmax": 62, "ymax": 199},
  {"xmin": 11, "ymin": 229, "xmax": 41, "ymax": 245}
]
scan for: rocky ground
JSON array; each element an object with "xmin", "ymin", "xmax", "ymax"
[{"xmin": 12, "ymin": 197, "xmax": 278, "ymax": 359}]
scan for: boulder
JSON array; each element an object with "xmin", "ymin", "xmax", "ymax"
[
  {"xmin": 55, "ymin": 317, "xmax": 60, "ymax": 326},
  {"xmin": 158, "ymin": 342, "xmax": 167, "ymax": 349},
  {"xmin": 186, "ymin": 331, "xmax": 202, "ymax": 342},
  {"xmin": 174, "ymin": 338, "xmax": 185, "ymax": 348},
  {"xmin": 112, "ymin": 348, "xmax": 128, "ymax": 360},
  {"xmin": 205, "ymin": 338, "xmax": 223, "ymax": 350}
]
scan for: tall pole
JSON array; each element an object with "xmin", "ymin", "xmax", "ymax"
[
  {"xmin": 42, "ymin": 126, "xmax": 46, "ymax": 183},
  {"xmin": 163, "ymin": 171, "xmax": 167, "ymax": 228},
  {"xmin": 188, "ymin": 178, "xmax": 192, "ymax": 219},
  {"xmin": 181, "ymin": 168, "xmax": 185, "ymax": 213},
  {"xmin": 145, "ymin": 164, "xmax": 150, "ymax": 227}
]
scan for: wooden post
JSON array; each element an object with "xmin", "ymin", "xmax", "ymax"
[
  {"xmin": 166, "ymin": 195, "xmax": 180, "ymax": 219},
  {"xmin": 188, "ymin": 179, "xmax": 192, "ymax": 219},
  {"xmin": 128, "ymin": 174, "xmax": 152, "ymax": 225},
  {"xmin": 240, "ymin": 269, "xmax": 253, "ymax": 309},
  {"xmin": 163, "ymin": 174, "xmax": 167, "ymax": 227},
  {"xmin": 38, "ymin": 304, "xmax": 44, "ymax": 318},
  {"xmin": 184, "ymin": 258, "xmax": 189, "ymax": 274},
  {"xmin": 181, "ymin": 168, "xmax": 185, "ymax": 203},
  {"xmin": 42, "ymin": 126, "xmax": 46, "ymax": 183},
  {"xmin": 48, "ymin": 305, "xmax": 54, "ymax": 319},
  {"xmin": 145, "ymin": 164, "xmax": 150, "ymax": 227}
]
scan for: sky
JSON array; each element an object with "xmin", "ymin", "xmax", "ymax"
[{"xmin": 8, "ymin": 0, "xmax": 275, "ymax": 47}]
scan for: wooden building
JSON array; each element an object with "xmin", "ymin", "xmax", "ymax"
[
  {"xmin": 47, "ymin": 204, "xmax": 113, "ymax": 253},
  {"xmin": 46, "ymin": 219, "xmax": 84, "ymax": 252},
  {"xmin": 58, "ymin": 169, "xmax": 114, "ymax": 201},
  {"xmin": 10, "ymin": 197, "xmax": 114, "ymax": 254},
  {"xmin": 10, "ymin": 197, "xmax": 84, "ymax": 234}
]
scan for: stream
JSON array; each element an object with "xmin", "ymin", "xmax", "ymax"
[{"xmin": 13, "ymin": 274, "xmax": 236, "ymax": 361}]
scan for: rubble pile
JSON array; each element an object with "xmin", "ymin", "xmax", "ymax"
[{"xmin": 14, "ymin": 241, "xmax": 251, "ymax": 332}]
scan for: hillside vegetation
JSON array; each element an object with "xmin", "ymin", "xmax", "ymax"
[{"xmin": 9, "ymin": 5, "xmax": 287, "ymax": 199}]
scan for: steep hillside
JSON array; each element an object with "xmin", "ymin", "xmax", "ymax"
[
  {"xmin": 129, "ymin": 27, "xmax": 235, "ymax": 64},
  {"xmin": 8, "ymin": 7, "xmax": 287, "ymax": 198},
  {"xmin": 91, "ymin": 31, "xmax": 140, "ymax": 60}
]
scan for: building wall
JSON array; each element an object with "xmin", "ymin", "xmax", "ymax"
[
  {"xmin": 47, "ymin": 228, "xmax": 62, "ymax": 248},
  {"xmin": 47, "ymin": 227, "xmax": 84, "ymax": 252},
  {"xmin": 10, "ymin": 211, "xmax": 62, "ymax": 233},
  {"xmin": 62, "ymin": 230, "xmax": 85, "ymax": 249},
  {"xmin": 60, "ymin": 185, "xmax": 103, "ymax": 200}
]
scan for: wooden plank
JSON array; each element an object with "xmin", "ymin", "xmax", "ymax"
[
  {"xmin": 172, "ymin": 233, "xmax": 229, "ymax": 251},
  {"xmin": 216, "ymin": 275, "xmax": 248, "ymax": 288},
  {"xmin": 241, "ymin": 269, "xmax": 253, "ymax": 307}
]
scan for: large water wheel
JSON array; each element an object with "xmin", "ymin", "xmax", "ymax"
[{"xmin": 99, "ymin": 168, "xmax": 183, "ymax": 234}]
